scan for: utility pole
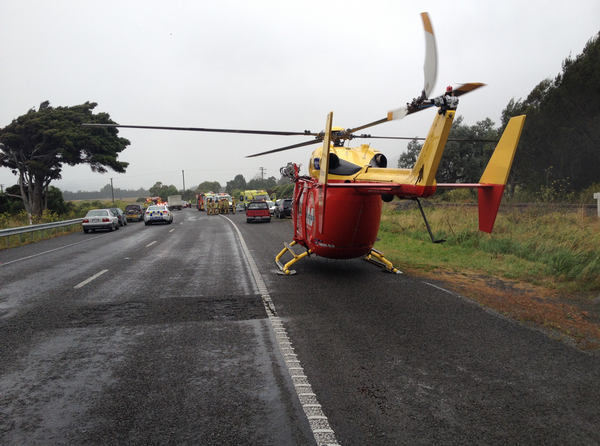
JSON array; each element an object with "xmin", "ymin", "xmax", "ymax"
[
  {"xmin": 110, "ymin": 178, "xmax": 115, "ymax": 204},
  {"xmin": 182, "ymin": 170, "xmax": 186, "ymax": 194},
  {"xmin": 259, "ymin": 167, "xmax": 266, "ymax": 183}
]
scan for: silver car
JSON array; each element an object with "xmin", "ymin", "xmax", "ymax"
[
  {"xmin": 82, "ymin": 209, "xmax": 119, "ymax": 233},
  {"xmin": 144, "ymin": 205, "xmax": 174, "ymax": 225}
]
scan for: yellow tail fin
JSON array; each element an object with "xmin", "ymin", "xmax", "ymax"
[{"xmin": 478, "ymin": 115, "xmax": 526, "ymax": 232}]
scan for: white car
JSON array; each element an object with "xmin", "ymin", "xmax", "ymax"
[
  {"xmin": 144, "ymin": 205, "xmax": 173, "ymax": 225},
  {"xmin": 82, "ymin": 209, "xmax": 119, "ymax": 233},
  {"xmin": 266, "ymin": 200, "xmax": 275, "ymax": 215}
]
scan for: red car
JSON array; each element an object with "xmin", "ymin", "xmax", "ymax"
[{"xmin": 245, "ymin": 201, "xmax": 271, "ymax": 223}]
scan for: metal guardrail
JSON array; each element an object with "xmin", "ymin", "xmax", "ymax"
[{"xmin": 0, "ymin": 218, "xmax": 83, "ymax": 248}]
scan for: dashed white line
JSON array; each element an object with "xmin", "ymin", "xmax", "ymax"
[
  {"xmin": 222, "ymin": 215, "xmax": 341, "ymax": 446},
  {"xmin": 169, "ymin": 229, "xmax": 175, "ymax": 233},
  {"xmin": 146, "ymin": 241, "xmax": 157, "ymax": 247},
  {"xmin": 74, "ymin": 269, "xmax": 108, "ymax": 289}
]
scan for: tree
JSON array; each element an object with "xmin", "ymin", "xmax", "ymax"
[
  {"xmin": 0, "ymin": 101, "xmax": 130, "ymax": 216},
  {"xmin": 398, "ymin": 138, "xmax": 423, "ymax": 168},
  {"xmin": 46, "ymin": 186, "xmax": 71, "ymax": 215},
  {"xmin": 436, "ymin": 117, "xmax": 498, "ymax": 184},
  {"xmin": 247, "ymin": 175, "xmax": 277, "ymax": 190},
  {"xmin": 226, "ymin": 174, "xmax": 247, "ymax": 192},
  {"xmin": 0, "ymin": 184, "xmax": 24, "ymax": 214},
  {"xmin": 196, "ymin": 181, "xmax": 221, "ymax": 193},
  {"xmin": 500, "ymin": 31, "xmax": 600, "ymax": 195},
  {"xmin": 148, "ymin": 181, "xmax": 179, "ymax": 201},
  {"xmin": 149, "ymin": 181, "xmax": 164, "ymax": 197},
  {"xmin": 159, "ymin": 186, "xmax": 179, "ymax": 202}
]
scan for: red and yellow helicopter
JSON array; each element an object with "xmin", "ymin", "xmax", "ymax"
[{"xmin": 84, "ymin": 13, "xmax": 525, "ymax": 275}]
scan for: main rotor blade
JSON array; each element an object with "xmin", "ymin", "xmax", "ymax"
[
  {"xmin": 451, "ymin": 82, "xmax": 486, "ymax": 96},
  {"xmin": 421, "ymin": 12, "xmax": 437, "ymax": 99},
  {"xmin": 348, "ymin": 82, "xmax": 486, "ymax": 135},
  {"xmin": 246, "ymin": 139, "xmax": 322, "ymax": 158},
  {"xmin": 345, "ymin": 12, "xmax": 438, "ymax": 135},
  {"xmin": 355, "ymin": 135, "xmax": 498, "ymax": 143},
  {"xmin": 81, "ymin": 123, "xmax": 319, "ymax": 137}
]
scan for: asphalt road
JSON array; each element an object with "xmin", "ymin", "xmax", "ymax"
[{"xmin": 1, "ymin": 208, "xmax": 599, "ymax": 445}]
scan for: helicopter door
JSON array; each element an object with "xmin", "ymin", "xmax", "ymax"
[{"xmin": 294, "ymin": 185, "xmax": 308, "ymax": 242}]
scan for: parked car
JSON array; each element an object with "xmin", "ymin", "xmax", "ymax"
[
  {"xmin": 109, "ymin": 207, "xmax": 128, "ymax": 226},
  {"xmin": 274, "ymin": 199, "xmax": 293, "ymax": 219},
  {"xmin": 124, "ymin": 204, "xmax": 145, "ymax": 222},
  {"xmin": 246, "ymin": 200, "xmax": 271, "ymax": 223},
  {"xmin": 82, "ymin": 209, "xmax": 119, "ymax": 233},
  {"xmin": 144, "ymin": 205, "xmax": 174, "ymax": 225},
  {"xmin": 266, "ymin": 200, "xmax": 275, "ymax": 215}
]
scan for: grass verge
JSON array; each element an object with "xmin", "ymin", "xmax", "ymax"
[{"xmin": 375, "ymin": 204, "xmax": 600, "ymax": 352}]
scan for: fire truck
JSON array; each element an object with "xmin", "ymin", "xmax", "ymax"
[{"xmin": 196, "ymin": 194, "xmax": 206, "ymax": 211}]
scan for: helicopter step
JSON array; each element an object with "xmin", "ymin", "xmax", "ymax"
[
  {"xmin": 275, "ymin": 241, "xmax": 312, "ymax": 275},
  {"xmin": 362, "ymin": 248, "xmax": 402, "ymax": 274}
]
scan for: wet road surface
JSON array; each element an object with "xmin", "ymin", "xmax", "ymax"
[{"xmin": 1, "ymin": 208, "xmax": 599, "ymax": 445}]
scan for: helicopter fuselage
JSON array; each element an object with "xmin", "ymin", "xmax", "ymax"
[{"xmin": 291, "ymin": 175, "xmax": 383, "ymax": 259}]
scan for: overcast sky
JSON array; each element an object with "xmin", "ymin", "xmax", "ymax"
[{"xmin": 1, "ymin": 0, "xmax": 599, "ymax": 194}]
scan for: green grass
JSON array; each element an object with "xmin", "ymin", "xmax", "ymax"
[{"xmin": 376, "ymin": 204, "xmax": 600, "ymax": 293}]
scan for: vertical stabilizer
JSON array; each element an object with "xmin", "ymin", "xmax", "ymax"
[
  {"xmin": 478, "ymin": 115, "xmax": 526, "ymax": 232},
  {"xmin": 411, "ymin": 109, "xmax": 456, "ymax": 187}
]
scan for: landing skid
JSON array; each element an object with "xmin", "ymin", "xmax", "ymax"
[
  {"xmin": 275, "ymin": 241, "xmax": 401, "ymax": 275},
  {"xmin": 363, "ymin": 248, "xmax": 402, "ymax": 274},
  {"xmin": 275, "ymin": 241, "xmax": 310, "ymax": 275}
]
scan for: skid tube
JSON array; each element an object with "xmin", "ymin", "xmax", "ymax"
[
  {"xmin": 276, "ymin": 242, "xmax": 402, "ymax": 275},
  {"xmin": 275, "ymin": 241, "xmax": 311, "ymax": 275},
  {"xmin": 362, "ymin": 248, "xmax": 402, "ymax": 274}
]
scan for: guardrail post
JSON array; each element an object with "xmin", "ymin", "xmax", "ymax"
[{"xmin": 594, "ymin": 193, "xmax": 600, "ymax": 218}]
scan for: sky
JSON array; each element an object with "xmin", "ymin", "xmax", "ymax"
[{"xmin": 1, "ymin": 0, "xmax": 599, "ymax": 194}]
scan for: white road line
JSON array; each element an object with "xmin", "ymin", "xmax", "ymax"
[
  {"xmin": 424, "ymin": 281, "xmax": 456, "ymax": 295},
  {"xmin": 222, "ymin": 215, "xmax": 341, "ymax": 446},
  {"xmin": 169, "ymin": 229, "xmax": 175, "ymax": 233},
  {"xmin": 74, "ymin": 269, "xmax": 108, "ymax": 289},
  {"xmin": 146, "ymin": 241, "xmax": 157, "ymax": 247}
]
